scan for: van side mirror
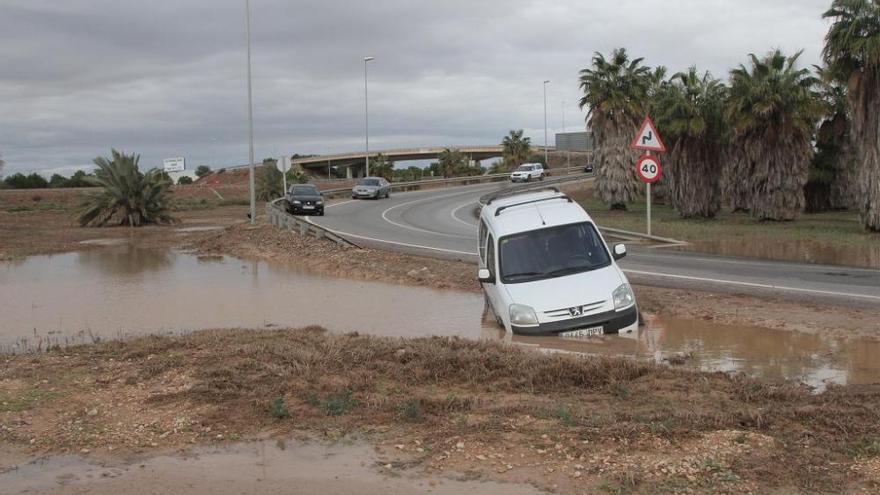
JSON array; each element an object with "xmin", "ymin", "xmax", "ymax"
[
  {"xmin": 612, "ymin": 243, "xmax": 627, "ymax": 261},
  {"xmin": 477, "ymin": 268, "xmax": 495, "ymax": 284}
]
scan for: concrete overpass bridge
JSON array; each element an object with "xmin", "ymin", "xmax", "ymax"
[{"xmin": 293, "ymin": 145, "xmax": 555, "ymax": 178}]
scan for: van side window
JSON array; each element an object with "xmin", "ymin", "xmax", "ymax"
[
  {"xmin": 486, "ymin": 234, "xmax": 495, "ymax": 276},
  {"xmin": 478, "ymin": 220, "xmax": 488, "ymax": 262}
]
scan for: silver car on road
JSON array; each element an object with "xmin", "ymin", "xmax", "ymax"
[{"xmin": 352, "ymin": 177, "xmax": 391, "ymax": 199}]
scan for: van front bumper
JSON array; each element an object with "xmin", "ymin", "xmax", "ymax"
[{"xmin": 511, "ymin": 305, "xmax": 638, "ymax": 336}]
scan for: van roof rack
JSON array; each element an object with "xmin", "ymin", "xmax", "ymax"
[
  {"xmin": 484, "ymin": 186, "xmax": 562, "ymax": 206},
  {"xmin": 495, "ymin": 195, "xmax": 572, "ymax": 217}
]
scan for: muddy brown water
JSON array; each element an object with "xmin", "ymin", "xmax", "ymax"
[
  {"xmin": 679, "ymin": 237, "xmax": 880, "ymax": 269},
  {"xmin": 2, "ymin": 246, "xmax": 878, "ymax": 390},
  {"xmin": 0, "ymin": 438, "xmax": 544, "ymax": 495}
]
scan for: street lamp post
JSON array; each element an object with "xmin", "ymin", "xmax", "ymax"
[
  {"xmin": 364, "ymin": 56, "xmax": 375, "ymax": 178},
  {"xmin": 245, "ymin": 0, "xmax": 256, "ymax": 224},
  {"xmin": 543, "ymin": 80, "xmax": 550, "ymax": 168}
]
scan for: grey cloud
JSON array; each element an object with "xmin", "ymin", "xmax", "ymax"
[{"xmin": 1, "ymin": 0, "xmax": 830, "ymax": 174}]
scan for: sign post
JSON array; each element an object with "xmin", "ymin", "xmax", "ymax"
[{"xmin": 630, "ymin": 116, "xmax": 666, "ymax": 237}]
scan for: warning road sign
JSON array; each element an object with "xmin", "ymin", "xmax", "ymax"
[
  {"xmin": 636, "ymin": 155, "xmax": 662, "ymax": 183},
  {"xmin": 630, "ymin": 116, "xmax": 666, "ymax": 152}
]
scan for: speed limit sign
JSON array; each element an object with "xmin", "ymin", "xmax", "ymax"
[{"xmin": 636, "ymin": 155, "xmax": 662, "ymax": 184}]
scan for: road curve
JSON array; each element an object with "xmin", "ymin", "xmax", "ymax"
[{"xmin": 309, "ymin": 183, "xmax": 880, "ymax": 308}]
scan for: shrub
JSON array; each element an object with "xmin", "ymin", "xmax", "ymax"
[{"xmin": 78, "ymin": 149, "xmax": 177, "ymax": 227}]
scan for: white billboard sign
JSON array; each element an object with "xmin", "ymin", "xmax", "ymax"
[{"xmin": 163, "ymin": 157, "xmax": 185, "ymax": 173}]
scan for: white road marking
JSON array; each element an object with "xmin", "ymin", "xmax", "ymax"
[
  {"xmin": 628, "ymin": 252, "xmax": 880, "ymax": 274},
  {"xmin": 624, "ymin": 269, "xmax": 880, "ymax": 301},
  {"xmin": 306, "ymin": 219, "xmax": 479, "ymax": 256},
  {"xmin": 450, "ymin": 200, "xmax": 479, "ymax": 228},
  {"xmin": 379, "ymin": 187, "xmax": 495, "ymax": 239}
]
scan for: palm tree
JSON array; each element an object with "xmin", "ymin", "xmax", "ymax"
[
  {"xmin": 823, "ymin": 0, "xmax": 880, "ymax": 231},
  {"xmin": 579, "ymin": 48, "xmax": 653, "ymax": 209},
  {"xmin": 438, "ymin": 148, "xmax": 471, "ymax": 177},
  {"xmin": 655, "ymin": 67, "xmax": 728, "ymax": 218},
  {"xmin": 501, "ymin": 130, "xmax": 531, "ymax": 170},
  {"xmin": 79, "ymin": 149, "xmax": 176, "ymax": 227},
  {"xmin": 256, "ymin": 159, "xmax": 284, "ymax": 201},
  {"xmin": 726, "ymin": 50, "xmax": 821, "ymax": 221},
  {"xmin": 371, "ymin": 153, "xmax": 395, "ymax": 180},
  {"xmin": 806, "ymin": 65, "xmax": 856, "ymax": 212}
]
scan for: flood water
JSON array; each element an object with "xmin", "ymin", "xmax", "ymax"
[
  {"xmin": 2, "ymin": 246, "xmax": 878, "ymax": 390},
  {"xmin": 680, "ymin": 237, "xmax": 880, "ymax": 269},
  {"xmin": 0, "ymin": 438, "xmax": 543, "ymax": 495}
]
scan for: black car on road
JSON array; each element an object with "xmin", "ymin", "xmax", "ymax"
[{"xmin": 284, "ymin": 184, "xmax": 325, "ymax": 216}]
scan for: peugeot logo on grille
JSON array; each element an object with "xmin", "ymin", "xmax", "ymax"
[{"xmin": 568, "ymin": 306, "xmax": 583, "ymax": 317}]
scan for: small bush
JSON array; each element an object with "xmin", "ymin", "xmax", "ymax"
[
  {"xmin": 177, "ymin": 176, "xmax": 194, "ymax": 185},
  {"xmin": 269, "ymin": 396, "xmax": 290, "ymax": 419},
  {"xmin": 555, "ymin": 405, "xmax": 574, "ymax": 426},
  {"xmin": 323, "ymin": 389, "xmax": 358, "ymax": 416},
  {"xmin": 397, "ymin": 399, "xmax": 424, "ymax": 423}
]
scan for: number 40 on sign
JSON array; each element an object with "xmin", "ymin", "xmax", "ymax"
[{"xmin": 637, "ymin": 155, "xmax": 662, "ymax": 184}]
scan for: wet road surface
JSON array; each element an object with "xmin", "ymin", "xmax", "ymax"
[{"xmin": 309, "ymin": 183, "xmax": 880, "ymax": 307}]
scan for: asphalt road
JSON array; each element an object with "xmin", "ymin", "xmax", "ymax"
[{"xmin": 309, "ymin": 182, "xmax": 880, "ymax": 308}]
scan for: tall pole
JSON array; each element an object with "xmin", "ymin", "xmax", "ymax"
[
  {"xmin": 245, "ymin": 0, "xmax": 256, "ymax": 224},
  {"xmin": 646, "ymin": 150, "xmax": 652, "ymax": 237},
  {"xmin": 364, "ymin": 56, "xmax": 374, "ymax": 177},
  {"xmin": 543, "ymin": 80, "xmax": 550, "ymax": 167}
]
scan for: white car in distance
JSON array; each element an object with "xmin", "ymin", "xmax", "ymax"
[
  {"xmin": 509, "ymin": 163, "xmax": 545, "ymax": 183},
  {"xmin": 477, "ymin": 188, "xmax": 638, "ymax": 337}
]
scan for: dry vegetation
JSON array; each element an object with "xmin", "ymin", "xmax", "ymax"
[{"xmin": 2, "ymin": 327, "xmax": 879, "ymax": 494}]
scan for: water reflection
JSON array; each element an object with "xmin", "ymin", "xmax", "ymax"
[
  {"xmin": 483, "ymin": 315, "xmax": 880, "ymax": 390},
  {"xmin": 679, "ymin": 237, "xmax": 880, "ymax": 269}
]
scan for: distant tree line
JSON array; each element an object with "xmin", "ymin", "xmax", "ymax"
[{"xmin": 1, "ymin": 170, "xmax": 96, "ymax": 189}]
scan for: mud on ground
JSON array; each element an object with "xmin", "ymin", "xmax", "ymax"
[{"xmin": 2, "ymin": 328, "xmax": 879, "ymax": 494}]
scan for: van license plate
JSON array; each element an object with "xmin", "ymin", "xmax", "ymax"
[{"xmin": 560, "ymin": 326, "xmax": 604, "ymax": 338}]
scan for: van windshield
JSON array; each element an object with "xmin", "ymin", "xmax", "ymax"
[
  {"xmin": 516, "ymin": 165, "xmax": 533, "ymax": 172},
  {"xmin": 499, "ymin": 222, "xmax": 611, "ymax": 284}
]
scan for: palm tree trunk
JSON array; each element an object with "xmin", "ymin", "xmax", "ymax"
[
  {"xmin": 595, "ymin": 116, "xmax": 641, "ymax": 209},
  {"xmin": 747, "ymin": 131, "xmax": 811, "ymax": 221},
  {"xmin": 670, "ymin": 138, "xmax": 722, "ymax": 218},
  {"xmin": 723, "ymin": 146, "xmax": 752, "ymax": 212},
  {"xmin": 849, "ymin": 70, "xmax": 880, "ymax": 231}
]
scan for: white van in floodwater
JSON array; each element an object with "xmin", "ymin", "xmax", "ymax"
[{"xmin": 478, "ymin": 188, "xmax": 638, "ymax": 336}]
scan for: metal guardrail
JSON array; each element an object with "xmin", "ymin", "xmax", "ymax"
[
  {"xmin": 477, "ymin": 173, "xmax": 595, "ymax": 206},
  {"xmin": 266, "ymin": 198, "xmax": 361, "ymax": 248}
]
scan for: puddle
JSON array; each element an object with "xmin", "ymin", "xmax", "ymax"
[
  {"xmin": 0, "ymin": 246, "xmax": 481, "ymax": 352},
  {"xmin": 0, "ymin": 438, "xmax": 542, "ymax": 495},
  {"xmin": 2, "ymin": 246, "xmax": 878, "ymax": 389},
  {"xmin": 78, "ymin": 238, "xmax": 128, "ymax": 247},
  {"xmin": 489, "ymin": 316, "xmax": 880, "ymax": 391},
  {"xmin": 678, "ymin": 237, "xmax": 880, "ymax": 269}
]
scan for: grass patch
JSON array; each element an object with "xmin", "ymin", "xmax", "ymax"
[
  {"xmin": 4, "ymin": 203, "xmax": 66, "ymax": 213},
  {"xmin": 573, "ymin": 192, "xmax": 880, "ymax": 267},
  {"xmin": 322, "ymin": 389, "xmax": 359, "ymax": 416},
  {"xmin": 0, "ymin": 389, "xmax": 61, "ymax": 412},
  {"xmin": 396, "ymin": 399, "xmax": 425, "ymax": 423},
  {"xmin": 269, "ymin": 396, "xmax": 290, "ymax": 419}
]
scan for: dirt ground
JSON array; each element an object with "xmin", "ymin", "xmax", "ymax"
[{"xmin": 2, "ymin": 328, "xmax": 880, "ymax": 494}]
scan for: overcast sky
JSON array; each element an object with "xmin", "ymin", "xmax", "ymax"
[{"xmin": 0, "ymin": 0, "xmax": 833, "ymax": 175}]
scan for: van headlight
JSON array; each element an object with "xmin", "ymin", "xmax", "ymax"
[
  {"xmin": 292, "ymin": 200, "xmax": 302, "ymax": 205},
  {"xmin": 613, "ymin": 284, "xmax": 635, "ymax": 311},
  {"xmin": 316, "ymin": 199, "xmax": 324, "ymax": 205},
  {"xmin": 509, "ymin": 304, "xmax": 539, "ymax": 327}
]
